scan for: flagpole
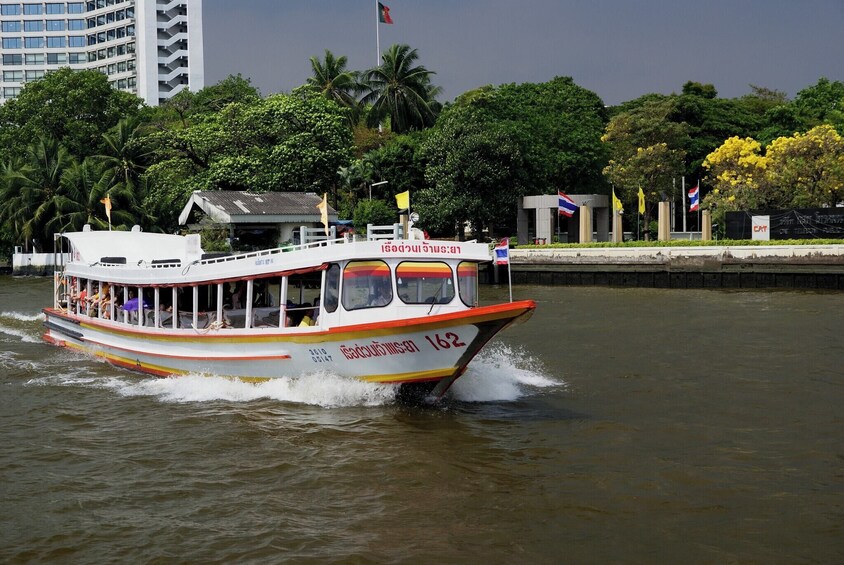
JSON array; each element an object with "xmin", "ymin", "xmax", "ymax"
[
  {"xmin": 375, "ymin": 0, "xmax": 380, "ymax": 64},
  {"xmin": 507, "ymin": 255, "xmax": 512, "ymax": 303},
  {"xmin": 682, "ymin": 177, "xmax": 687, "ymax": 233},
  {"xmin": 697, "ymin": 178, "xmax": 701, "ymax": 233}
]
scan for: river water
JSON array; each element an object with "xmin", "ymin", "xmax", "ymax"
[{"xmin": 1, "ymin": 276, "xmax": 842, "ymax": 564}]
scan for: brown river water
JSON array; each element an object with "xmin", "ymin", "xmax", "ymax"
[{"xmin": 0, "ymin": 276, "xmax": 842, "ymax": 564}]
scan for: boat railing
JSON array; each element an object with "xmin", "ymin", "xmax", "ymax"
[
  {"xmin": 367, "ymin": 223, "xmax": 404, "ymax": 241},
  {"xmin": 197, "ymin": 236, "xmax": 347, "ymax": 266}
]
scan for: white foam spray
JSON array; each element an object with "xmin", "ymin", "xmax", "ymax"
[{"xmin": 31, "ymin": 341, "xmax": 558, "ymax": 408}]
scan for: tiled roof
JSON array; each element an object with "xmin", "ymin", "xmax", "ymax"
[{"xmin": 194, "ymin": 191, "xmax": 336, "ymax": 216}]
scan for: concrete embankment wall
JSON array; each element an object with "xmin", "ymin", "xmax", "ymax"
[
  {"xmin": 12, "ymin": 252, "xmax": 69, "ymax": 276},
  {"xmin": 494, "ymin": 245, "xmax": 844, "ymax": 290}
]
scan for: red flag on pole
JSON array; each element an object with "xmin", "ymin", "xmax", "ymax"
[{"xmin": 378, "ymin": 2, "xmax": 393, "ymax": 24}]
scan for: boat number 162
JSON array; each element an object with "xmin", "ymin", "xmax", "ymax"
[{"xmin": 425, "ymin": 332, "xmax": 466, "ymax": 351}]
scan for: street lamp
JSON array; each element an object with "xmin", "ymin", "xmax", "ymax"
[{"xmin": 370, "ymin": 180, "xmax": 388, "ymax": 201}]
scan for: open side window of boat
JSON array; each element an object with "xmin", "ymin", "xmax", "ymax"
[
  {"xmin": 285, "ymin": 270, "xmax": 323, "ymax": 325},
  {"xmin": 342, "ymin": 260, "xmax": 392, "ymax": 311},
  {"xmin": 396, "ymin": 261, "xmax": 454, "ymax": 305},
  {"xmin": 457, "ymin": 262, "xmax": 479, "ymax": 307}
]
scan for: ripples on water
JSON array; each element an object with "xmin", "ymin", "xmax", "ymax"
[
  {"xmin": 0, "ymin": 301, "xmax": 563, "ymax": 564},
  {"xmin": 2, "ymin": 280, "xmax": 843, "ymax": 564}
]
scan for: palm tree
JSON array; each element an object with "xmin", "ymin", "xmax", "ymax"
[
  {"xmin": 0, "ymin": 137, "xmax": 74, "ymax": 251},
  {"xmin": 362, "ymin": 44, "xmax": 439, "ymax": 134},
  {"xmin": 307, "ymin": 50, "xmax": 363, "ymax": 125},
  {"xmin": 93, "ymin": 117, "xmax": 156, "ymax": 229},
  {"xmin": 57, "ymin": 159, "xmax": 133, "ymax": 232}
]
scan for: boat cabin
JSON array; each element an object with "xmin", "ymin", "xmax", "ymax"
[{"xmin": 56, "ymin": 226, "xmax": 484, "ymax": 334}]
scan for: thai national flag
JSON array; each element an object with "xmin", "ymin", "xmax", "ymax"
[
  {"xmin": 689, "ymin": 185, "xmax": 700, "ymax": 212},
  {"xmin": 558, "ymin": 191, "xmax": 577, "ymax": 217},
  {"xmin": 494, "ymin": 238, "xmax": 510, "ymax": 265}
]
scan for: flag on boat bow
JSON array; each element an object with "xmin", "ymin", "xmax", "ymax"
[{"xmin": 494, "ymin": 238, "xmax": 510, "ymax": 265}]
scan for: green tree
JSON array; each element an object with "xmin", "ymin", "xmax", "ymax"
[
  {"xmin": 362, "ymin": 44, "xmax": 439, "ymax": 134},
  {"xmin": 307, "ymin": 50, "xmax": 362, "ymax": 126},
  {"xmin": 192, "ymin": 74, "xmax": 261, "ymax": 114},
  {"xmin": 792, "ymin": 77, "xmax": 844, "ymax": 130},
  {"xmin": 602, "ymin": 98, "xmax": 688, "ymax": 235},
  {"xmin": 458, "ymin": 77, "xmax": 609, "ymax": 195},
  {"xmin": 420, "ymin": 106, "xmax": 526, "ymax": 238},
  {"xmin": 0, "ymin": 68, "xmax": 143, "ymax": 163},
  {"xmin": 0, "ymin": 137, "xmax": 74, "ymax": 250},
  {"xmin": 57, "ymin": 159, "xmax": 129, "ymax": 232},
  {"xmin": 353, "ymin": 199, "xmax": 395, "ymax": 232},
  {"xmin": 144, "ymin": 91, "xmax": 352, "ymax": 231}
]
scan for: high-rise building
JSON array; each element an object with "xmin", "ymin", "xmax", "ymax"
[{"xmin": 0, "ymin": 0, "xmax": 203, "ymax": 106}]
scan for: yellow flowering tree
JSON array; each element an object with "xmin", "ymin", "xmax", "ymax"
[
  {"xmin": 702, "ymin": 136, "xmax": 770, "ymax": 225},
  {"xmin": 765, "ymin": 125, "xmax": 844, "ymax": 208}
]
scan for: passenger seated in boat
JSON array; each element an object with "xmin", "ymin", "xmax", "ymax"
[
  {"xmin": 86, "ymin": 283, "xmax": 101, "ymax": 315},
  {"xmin": 286, "ymin": 301, "xmax": 311, "ymax": 326},
  {"xmin": 369, "ymin": 284, "xmax": 391, "ymax": 307},
  {"xmin": 253, "ymin": 280, "xmax": 273, "ymax": 307},
  {"xmin": 70, "ymin": 281, "xmax": 86, "ymax": 310},
  {"xmin": 232, "ymin": 282, "xmax": 246, "ymax": 309},
  {"xmin": 99, "ymin": 284, "xmax": 112, "ymax": 319}
]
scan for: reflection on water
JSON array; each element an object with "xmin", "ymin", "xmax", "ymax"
[{"xmin": 0, "ymin": 277, "xmax": 842, "ymax": 563}]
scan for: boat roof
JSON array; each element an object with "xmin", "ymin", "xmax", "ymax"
[
  {"xmin": 65, "ymin": 230, "xmax": 202, "ymax": 265},
  {"xmin": 61, "ymin": 229, "xmax": 493, "ymax": 286}
]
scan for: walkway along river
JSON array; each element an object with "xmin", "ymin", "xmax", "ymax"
[{"xmin": 496, "ymin": 244, "xmax": 844, "ymax": 289}]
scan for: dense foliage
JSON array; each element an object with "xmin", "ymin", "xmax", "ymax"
[{"xmin": 1, "ymin": 53, "xmax": 842, "ymax": 256}]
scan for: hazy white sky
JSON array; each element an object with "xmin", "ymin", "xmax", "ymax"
[{"xmin": 203, "ymin": 0, "xmax": 844, "ymax": 105}]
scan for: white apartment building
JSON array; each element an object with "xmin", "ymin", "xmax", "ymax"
[{"xmin": 0, "ymin": 0, "xmax": 203, "ymax": 106}]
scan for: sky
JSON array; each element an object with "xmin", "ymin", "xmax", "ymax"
[{"xmin": 202, "ymin": 0, "xmax": 844, "ymax": 106}]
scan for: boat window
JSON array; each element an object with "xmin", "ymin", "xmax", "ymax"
[
  {"xmin": 457, "ymin": 262, "xmax": 479, "ymax": 307},
  {"xmin": 287, "ymin": 271, "xmax": 322, "ymax": 325},
  {"xmin": 324, "ymin": 263, "xmax": 340, "ymax": 313},
  {"xmin": 342, "ymin": 260, "xmax": 392, "ymax": 310},
  {"xmin": 396, "ymin": 262, "xmax": 454, "ymax": 305}
]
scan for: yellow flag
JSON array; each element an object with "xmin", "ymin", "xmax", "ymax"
[
  {"xmin": 395, "ymin": 190, "xmax": 409, "ymax": 210},
  {"xmin": 638, "ymin": 186, "xmax": 645, "ymax": 214},
  {"xmin": 316, "ymin": 192, "xmax": 329, "ymax": 235},
  {"xmin": 612, "ymin": 188, "xmax": 624, "ymax": 214},
  {"xmin": 100, "ymin": 195, "xmax": 112, "ymax": 223}
]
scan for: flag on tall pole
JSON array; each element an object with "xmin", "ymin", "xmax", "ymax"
[
  {"xmin": 378, "ymin": 2, "xmax": 393, "ymax": 24},
  {"xmin": 100, "ymin": 195, "xmax": 112, "ymax": 231},
  {"xmin": 375, "ymin": 1, "xmax": 393, "ymax": 66},
  {"xmin": 638, "ymin": 186, "xmax": 646, "ymax": 215},
  {"xmin": 316, "ymin": 192, "xmax": 329, "ymax": 235},
  {"xmin": 558, "ymin": 191, "xmax": 577, "ymax": 217},
  {"xmin": 689, "ymin": 184, "xmax": 700, "ymax": 212},
  {"xmin": 612, "ymin": 188, "xmax": 624, "ymax": 214}
]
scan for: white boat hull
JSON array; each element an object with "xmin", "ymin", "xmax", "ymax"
[{"xmin": 44, "ymin": 301, "xmax": 535, "ymax": 395}]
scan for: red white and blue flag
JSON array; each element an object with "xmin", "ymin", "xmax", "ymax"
[
  {"xmin": 558, "ymin": 191, "xmax": 577, "ymax": 217},
  {"xmin": 494, "ymin": 238, "xmax": 510, "ymax": 265},
  {"xmin": 689, "ymin": 185, "xmax": 700, "ymax": 212}
]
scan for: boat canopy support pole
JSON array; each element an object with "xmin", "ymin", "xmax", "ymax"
[{"xmin": 280, "ymin": 276, "xmax": 289, "ymax": 328}]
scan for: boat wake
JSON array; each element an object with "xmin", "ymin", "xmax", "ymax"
[
  {"xmin": 0, "ymin": 311, "xmax": 44, "ymax": 343},
  {"xmin": 28, "ymin": 342, "xmax": 558, "ymax": 408},
  {"xmin": 449, "ymin": 343, "xmax": 558, "ymax": 402}
]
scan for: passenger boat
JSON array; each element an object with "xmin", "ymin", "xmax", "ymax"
[{"xmin": 43, "ymin": 224, "xmax": 535, "ymax": 400}]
